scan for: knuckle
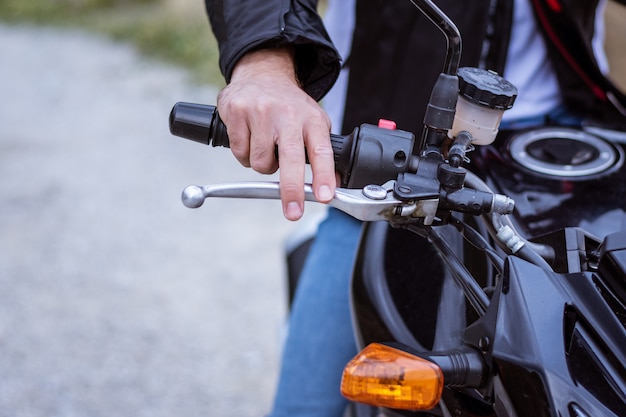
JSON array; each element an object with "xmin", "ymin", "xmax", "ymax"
[
  {"xmin": 310, "ymin": 143, "xmax": 334, "ymax": 158},
  {"xmin": 279, "ymin": 139, "xmax": 304, "ymax": 155},
  {"xmin": 280, "ymin": 181, "xmax": 304, "ymax": 197},
  {"xmin": 250, "ymin": 152, "xmax": 277, "ymax": 174},
  {"xmin": 231, "ymin": 148, "xmax": 251, "ymax": 167}
]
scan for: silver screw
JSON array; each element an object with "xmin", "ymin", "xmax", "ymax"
[{"xmin": 362, "ymin": 184, "xmax": 388, "ymax": 200}]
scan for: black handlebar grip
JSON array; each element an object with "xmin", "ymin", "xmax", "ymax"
[
  {"xmin": 168, "ymin": 101, "xmax": 356, "ymax": 173},
  {"xmin": 169, "ymin": 102, "xmax": 230, "ymax": 148}
]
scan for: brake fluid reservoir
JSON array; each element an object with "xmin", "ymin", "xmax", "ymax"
[{"xmin": 449, "ymin": 67, "xmax": 518, "ymax": 145}]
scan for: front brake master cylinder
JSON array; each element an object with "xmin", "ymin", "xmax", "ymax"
[{"xmin": 449, "ymin": 67, "xmax": 518, "ymax": 145}]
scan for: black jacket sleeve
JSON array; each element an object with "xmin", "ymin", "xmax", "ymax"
[{"xmin": 205, "ymin": 0, "xmax": 341, "ymax": 101}]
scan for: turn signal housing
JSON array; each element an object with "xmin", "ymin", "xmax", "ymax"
[{"xmin": 341, "ymin": 343, "xmax": 444, "ymax": 410}]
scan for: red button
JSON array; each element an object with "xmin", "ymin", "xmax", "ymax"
[{"xmin": 378, "ymin": 119, "xmax": 397, "ymax": 130}]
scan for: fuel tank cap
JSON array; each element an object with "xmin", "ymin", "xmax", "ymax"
[{"xmin": 507, "ymin": 127, "xmax": 623, "ymax": 180}]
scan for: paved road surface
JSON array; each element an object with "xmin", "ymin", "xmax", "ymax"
[{"xmin": 0, "ymin": 23, "xmax": 324, "ymax": 417}]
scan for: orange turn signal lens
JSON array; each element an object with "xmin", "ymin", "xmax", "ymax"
[{"xmin": 340, "ymin": 343, "xmax": 444, "ymax": 410}]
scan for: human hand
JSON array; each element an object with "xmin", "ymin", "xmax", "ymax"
[{"xmin": 216, "ymin": 47, "xmax": 336, "ymax": 221}]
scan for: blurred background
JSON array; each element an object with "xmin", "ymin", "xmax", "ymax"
[
  {"xmin": 0, "ymin": 1, "xmax": 624, "ymax": 417},
  {"xmin": 0, "ymin": 0, "xmax": 223, "ymax": 85},
  {"xmin": 0, "ymin": 1, "xmax": 325, "ymax": 416}
]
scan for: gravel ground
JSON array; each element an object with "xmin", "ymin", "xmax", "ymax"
[{"xmin": 0, "ymin": 23, "xmax": 324, "ymax": 417}]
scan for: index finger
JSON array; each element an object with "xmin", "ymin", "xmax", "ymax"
[{"xmin": 303, "ymin": 121, "xmax": 336, "ymax": 204}]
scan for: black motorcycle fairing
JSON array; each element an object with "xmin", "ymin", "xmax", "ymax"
[
  {"xmin": 351, "ymin": 222, "xmax": 447, "ymax": 352},
  {"xmin": 484, "ymin": 256, "xmax": 626, "ymax": 417},
  {"xmin": 597, "ymin": 230, "xmax": 626, "ymax": 313},
  {"xmin": 351, "ymin": 216, "xmax": 498, "ymax": 354},
  {"xmin": 353, "ymin": 226, "xmax": 626, "ymax": 417}
]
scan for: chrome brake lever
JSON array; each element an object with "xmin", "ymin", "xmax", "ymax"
[{"xmin": 181, "ymin": 180, "xmax": 436, "ymax": 222}]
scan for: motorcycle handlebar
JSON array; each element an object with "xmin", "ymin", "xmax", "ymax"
[
  {"xmin": 169, "ymin": 102, "xmax": 356, "ymax": 181},
  {"xmin": 168, "ymin": 102, "xmax": 416, "ymax": 189}
]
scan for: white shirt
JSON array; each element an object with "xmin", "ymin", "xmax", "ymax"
[{"xmin": 501, "ymin": 0, "xmax": 561, "ymax": 121}]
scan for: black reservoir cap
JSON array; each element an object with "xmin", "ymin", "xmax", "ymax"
[{"xmin": 458, "ymin": 67, "xmax": 518, "ymax": 110}]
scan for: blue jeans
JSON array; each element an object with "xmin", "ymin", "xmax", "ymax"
[{"xmin": 268, "ymin": 208, "xmax": 362, "ymax": 417}]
